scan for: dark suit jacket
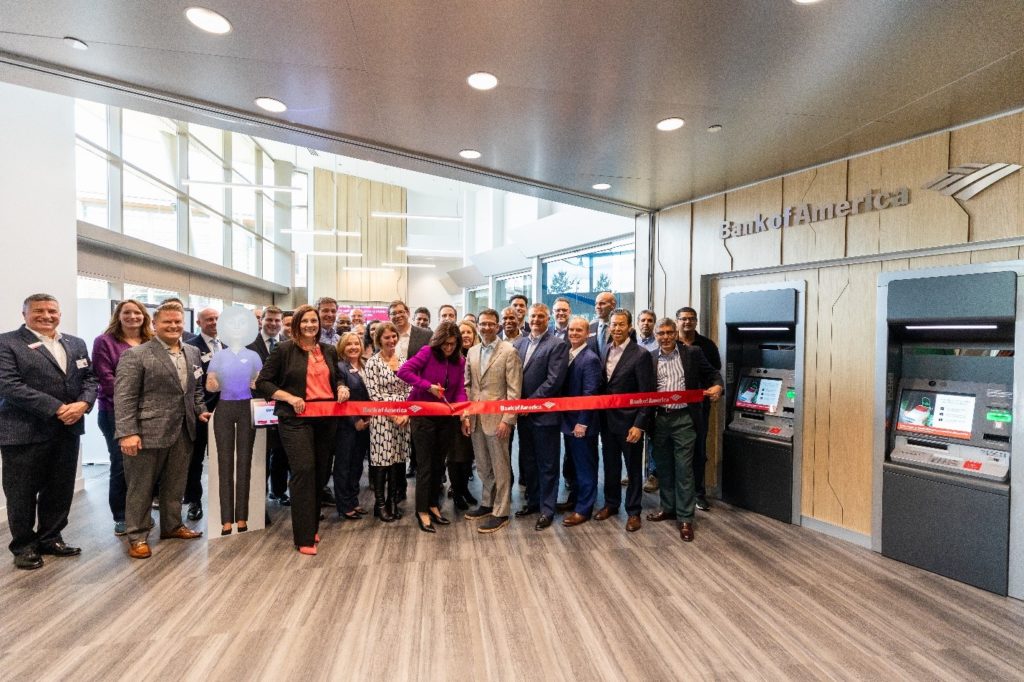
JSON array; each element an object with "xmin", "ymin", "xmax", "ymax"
[
  {"xmin": 600, "ymin": 339, "xmax": 656, "ymax": 434},
  {"xmin": 113, "ymin": 339, "xmax": 207, "ymax": 448},
  {"xmin": 560, "ymin": 345, "xmax": 602, "ymax": 435},
  {"xmin": 649, "ymin": 342, "xmax": 724, "ymax": 436},
  {"xmin": 0, "ymin": 326, "xmax": 97, "ymax": 446},
  {"xmin": 255, "ymin": 340, "xmax": 341, "ymax": 418},
  {"xmin": 186, "ymin": 335, "xmax": 224, "ymax": 411},
  {"xmin": 586, "ymin": 318, "xmax": 635, "ymax": 354},
  {"xmin": 336, "ymin": 359, "xmax": 370, "ymax": 430},
  {"xmin": 406, "ymin": 325, "xmax": 432, "ymax": 360},
  {"xmin": 513, "ymin": 331, "xmax": 569, "ymax": 428},
  {"xmin": 246, "ymin": 334, "xmax": 281, "ymax": 363}
]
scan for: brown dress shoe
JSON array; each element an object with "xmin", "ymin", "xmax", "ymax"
[
  {"xmin": 680, "ymin": 522, "xmax": 694, "ymax": 542},
  {"xmin": 160, "ymin": 526, "xmax": 203, "ymax": 540},
  {"xmin": 128, "ymin": 541, "xmax": 152, "ymax": 559},
  {"xmin": 646, "ymin": 510, "xmax": 677, "ymax": 522},
  {"xmin": 625, "ymin": 515, "xmax": 642, "ymax": 532},
  {"xmin": 562, "ymin": 512, "xmax": 589, "ymax": 527},
  {"xmin": 593, "ymin": 506, "xmax": 617, "ymax": 521}
]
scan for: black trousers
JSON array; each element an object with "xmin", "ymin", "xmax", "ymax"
[
  {"xmin": 693, "ymin": 401, "xmax": 710, "ymax": 497},
  {"xmin": 601, "ymin": 431, "xmax": 644, "ymax": 516},
  {"xmin": 276, "ymin": 415, "xmax": 336, "ymax": 547},
  {"xmin": 213, "ymin": 400, "xmax": 256, "ymax": 524},
  {"xmin": 1, "ymin": 432, "xmax": 80, "ymax": 555},
  {"xmin": 334, "ymin": 425, "xmax": 369, "ymax": 514},
  {"xmin": 97, "ymin": 409, "xmax": 127, "ymax": 523},
  {"xmin": 266, "ymin": 427, "xmax": 289, "ymax": 498},
  {"xmin": 183, "ymin": 420, "xmax": 208, "ymax": 505},
  {"xmin": 410, "ymin": 416, "xmax": 458, "ymax": 514}
]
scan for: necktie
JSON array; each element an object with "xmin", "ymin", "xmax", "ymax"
[
  {"xmin": 268, "ymin": 337, "xmax": 278, "ymax": 353},
  {"xmin": 598, "ymin": 323, "xmax": 607, "ymax": 354}
]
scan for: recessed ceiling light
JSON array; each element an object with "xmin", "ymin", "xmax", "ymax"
[
  {"xmin": 592, "ymin": 183, "xmax": 611, "ymax": 191},
  {"xmin": 254, "ymin": 97, "xmax": 287, "ymax": 113},
  {"xmin": 382, "ymin": 262, "xmax": 437, "ymax": 269},
  {"xmin": 459, "ymin": 149, "xmax": 482, "ymax": 160},
  {"xmin": 707, "ymin": 124, "xmax": 723, "ymax": 133},
  {"xmin": 467, "ymin": 72, "xmax": 498, "ymax": 90},
  {"xmin": 185, "ymin": 7, "xmax": 232, "ymax": 34},
  {"xmin": 63, "ymin": 36, "xmax": 89, "ymax": 50},
  {"xmin": 791, "ymin": 0, "xmax": 823, "ymax": 4},
  {"xmin": 656, "ymin": 117, "xmax": 685, "ymax": 131}
]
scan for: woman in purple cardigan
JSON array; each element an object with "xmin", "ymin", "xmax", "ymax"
[
  {"xmin": 397, "ymin": 321, "xmax": 467, "ymax": 533},
  {"xmin": 91, "ymin": 299, "xmax": 153, "ymax": 536}
]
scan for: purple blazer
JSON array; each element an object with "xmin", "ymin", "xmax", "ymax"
[
  {"xmin": 396, "ymin": 345, "xmax": 467, "ymax": 405},
  {"xmin": 91, "ymin": 333, "xmax": 132, "ymax": 413}
]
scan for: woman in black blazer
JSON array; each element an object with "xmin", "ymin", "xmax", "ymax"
[
  {"xmin": 333, "ymin": 332, "xmax": 371, "ymax": 521},
  {"xmin": 255, "ymin": 305, "xmax": 348, "ymax": 555}
]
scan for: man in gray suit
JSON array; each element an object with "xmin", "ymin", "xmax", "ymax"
[
  {"xmin": 115, "ymin": 302, "xmax": 211, "ymax": 559},
  {"xmin": 462, "ymin": 308, "xmax": 522, "ymax": 534},
  {"xmin": 0, "ymin": 293, "xmax": 97, "ymax": 570}
]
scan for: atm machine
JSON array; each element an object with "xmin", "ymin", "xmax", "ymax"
[
  {"xmin": 877, "ymin": 268, "xmax": 1019, "ymax": 595},
  {"xmin": 719, "ymin": 283, "xmax": 804, "ymax": 524}
]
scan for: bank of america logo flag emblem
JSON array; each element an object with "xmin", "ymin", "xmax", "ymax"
[{"xmin": 923, "ymin": 163, "xmax": 1021, "ymax": 201}]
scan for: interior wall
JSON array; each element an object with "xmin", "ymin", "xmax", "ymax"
[
  {"xmin": 311, "ymin": 168, "xmax": 407, "ymax": 303},
  {"xmin": 0, "ymin": 81, "xmax": 79, "ymax": 511},
  {"xmin": 656, "ymin": 111, "xmax": 1024, "ymax": 537}
]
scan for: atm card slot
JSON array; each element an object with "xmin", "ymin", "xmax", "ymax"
[
  {"xmin": 906, "ymin": 438, "xmax": 947, "ymax": 450},
  {"xmin": 782, "ymin": 407, "xmax": 795, "ymax": 414},
  {"xmin": 983, "ymin": 433, "xmax": 1010, "ymax": 444},
  {"xmin": 740, "ymin": 413, "xmax": 765, "ymax": 421}
]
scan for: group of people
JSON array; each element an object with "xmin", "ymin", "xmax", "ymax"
[{"xmin": 0, "ymin": 289, "xmax": 722, "ymax": 569}]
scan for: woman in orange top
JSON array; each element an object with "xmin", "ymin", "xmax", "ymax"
[{"xmin": 256, "ymin": 305, "xmax": 349, "ymax": 555}]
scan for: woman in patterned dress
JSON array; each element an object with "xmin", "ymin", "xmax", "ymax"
[{"xmin": 363, "ymin": 321, "xmax": 411, "ymax": 522}]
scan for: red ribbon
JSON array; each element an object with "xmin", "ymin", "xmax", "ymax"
[{"xmin": 298, "ymin": 389, "xmax": 708, "ymax": 418}]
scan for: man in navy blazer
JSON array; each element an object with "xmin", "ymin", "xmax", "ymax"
[
  {"xmin": 513, "ymin": 303, "xmax": 569, "ymax": 529},
  {"xmin": 559, "ymin": 316, "xmax": 602, "ymax": 526},
  {"xmin": 0, "ymin": 294, "xmax": 97, "ymax": 569},
  {"xmin": 183, "ymin": 307, "xmax": 223, "ymax": 520},
  {"xmin": 594, "ymin": 308, "xmax": 656, "ymax": 532}
]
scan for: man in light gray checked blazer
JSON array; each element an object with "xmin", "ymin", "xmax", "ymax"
[
  {"xmin": 115, "ymin": 302, "xmax": 211, "ymax": 559},
  {"xmin": 0, "ymin": 293, "xmax": 97, "ymax": 570}
]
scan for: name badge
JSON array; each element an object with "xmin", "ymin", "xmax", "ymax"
[
  {"xmin": 240, "ymin": 358, "xmax": 248, "ymax": 364},
  {"xmin": 27, "ymin": 341, "xmax": 42, "ymax": 349},
  {"xmin": 201, "ymin": 352, "xmax": 213, "ymax": 363},
  {"xmin": 76, "ymin": 358, "xmax": 89, "ymax": 369},
  {"xmin": 588, "ymin": 332, "xmax": 597, "ymax": 337},
  {"xmin": 194, "ymin": 367, "xmax": 203, "ymax": 379}
]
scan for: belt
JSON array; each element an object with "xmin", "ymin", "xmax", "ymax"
[{"xmin": 656, "ymin": 405, "xmax": 688, "ymax": 415}]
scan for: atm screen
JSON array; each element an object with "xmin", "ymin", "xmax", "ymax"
[
  {"xmin": 896, "ymin": 389, "xmax": 976, "ymax": 440},
  {"xmin": 735, "ymin": 376, "xmax": 783, "ymax": 412}
]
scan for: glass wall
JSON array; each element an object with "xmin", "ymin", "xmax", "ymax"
[
  {"xmin": 467, "ymin": 286, "xmax": 489, "ymax": 315},
  {"xmin": 73, "ymin": 98, "xmax": 292, "ymax": 285},
  {"xmin": 494, "ymin": 272, "xmax": 532, "ymax": 310},
  {"xmin": 124, "ymin": 284, "xmax": 179, "ymax": 305},
  {"xmin": 541, "ymin": 239, "xmax": 635, "ymax": 320}
]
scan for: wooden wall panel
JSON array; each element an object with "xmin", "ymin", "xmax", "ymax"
[
  {"xmin": 313, "ymin": 168, "xmax": 337, "ymax": 299},
  {"xmin": 724, "ymin": 179, "xmax": 783, "ymax": 271},
  {"xmin": 654, "ymin": 204, "xmax": 693, "ymax": 314},
  {"xmin": 690, "ymin": 195, "xmax": 730, "ymax": 318},
  {"xmin": 950, "ymin": 112, "xmax": 1024, "ymax": 243},
  {"xmin": 908, "ymin": 252, "xmax": 971, "ymax": 270},
  {"xmin": 971, "ymin": 247, "xmax": 1019, "ymax": 264},
  {"xmin": 784, "ymin": 268, "xmax": 819, "ymax": 520},
  {"xmin": 878, "ymin": 134, "xmax": 968, "ymax": 252},
  {"xmin": 846, "ymin": 155, "xmax": 882, "ymax": 257},
  {"xmin": 807, "ymin": 263, "xmax": 878, "ymax": 533},
  {"xmin": 782, "ymin": 162, "xmax": 847, "ymax": 264}
]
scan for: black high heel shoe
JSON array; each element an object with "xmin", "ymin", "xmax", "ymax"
[
  {"xmin": 428, "ymin": 509, "xmax": 451, "ymax": 525},
  {"xmin": 417, "ymin": 514, "xmax": 436, "ymax": 534}
]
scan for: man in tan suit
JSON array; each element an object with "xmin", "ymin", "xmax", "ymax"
[{"xmin": 462, "ymin": 308, "xmax": 523, "ymax": 533}]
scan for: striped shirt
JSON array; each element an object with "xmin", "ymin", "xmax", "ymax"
[{"xmin": 656, "ymin": 346, "xmax": 686, "ymax": 410}]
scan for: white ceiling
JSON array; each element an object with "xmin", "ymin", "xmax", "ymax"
[{"xmin": 2, "ymin": 1, "xmax": 1024, "ymax": 215}]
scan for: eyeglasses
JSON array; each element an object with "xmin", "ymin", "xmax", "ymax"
[{"xmin": 677, "ymin": 316, "xmax": 697, "ymax": 323}]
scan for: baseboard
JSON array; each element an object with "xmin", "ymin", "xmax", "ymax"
[{"xmin": 801, "ymin": 515, "xmax": 872, "ymax": 549}]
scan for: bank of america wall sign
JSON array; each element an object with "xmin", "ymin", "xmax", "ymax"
[{"xmin": 923, "ymin": 162, "xmax": 1021, "ymax": 201}]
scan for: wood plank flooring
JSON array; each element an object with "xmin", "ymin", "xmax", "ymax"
[{"xmin": 2, "ymin": 464, "xmax": 1023, "ymax": 681}]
